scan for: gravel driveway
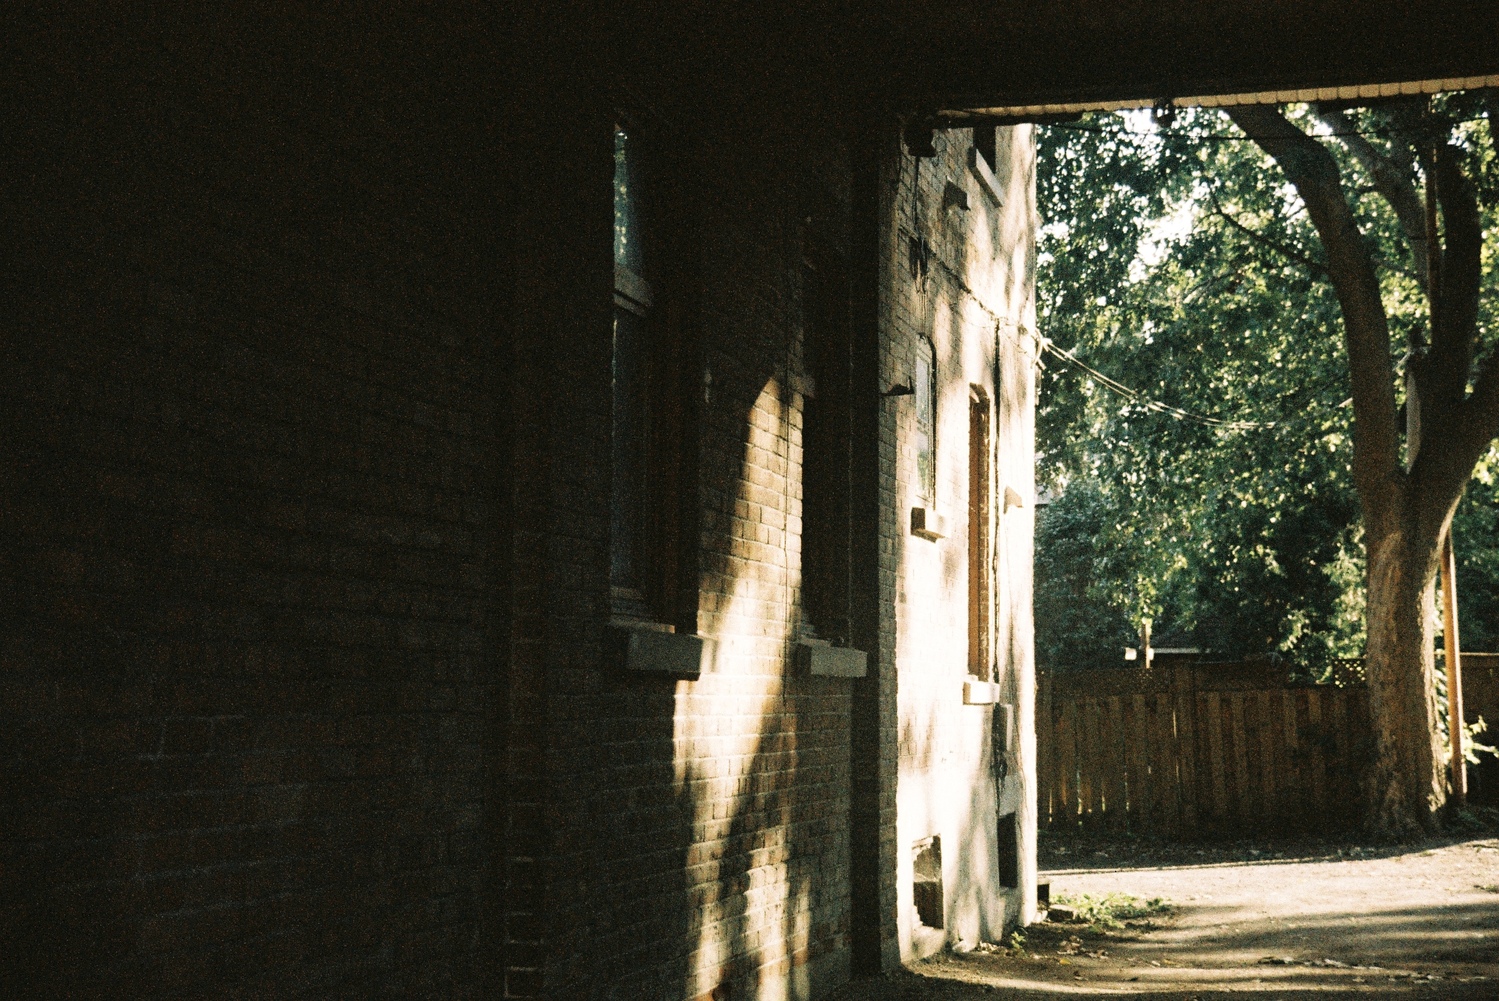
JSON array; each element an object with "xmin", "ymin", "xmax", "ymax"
[{"xmin": 826, "ymin": 833, "xmax": 1499, "ymax": 999}]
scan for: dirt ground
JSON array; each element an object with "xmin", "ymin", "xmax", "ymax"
[{"xmin": 827, "ymin": 830, "xmax": 1499, "ymax": 999}]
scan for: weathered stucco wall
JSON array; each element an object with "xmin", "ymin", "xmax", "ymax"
[{"xmin": 884, "ymin": 125, "xmax": 1038, "ymax": 960}]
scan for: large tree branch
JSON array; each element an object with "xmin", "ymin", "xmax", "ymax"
[
  {"xmin": 1227, "ymin": 105, "xmax": 1401, "ymax": 513},
  {"xmin": 1206, "ymin": 188, "xmax": 1327, "ymax": 277},
  {"xmin": 1314, "ymin": 106, "xmax": 1429, "ymax": 293},
  {"xmin": 1429, "ymin": 142, "xmax": 1481, "ymax": 397},
  {"xmin": 1464, "ymin": 351, "xmax": 1499, "ymax": 461},
  {"xmin": 1412, "ymin": 359, "xmax": 1499, "ymax": 547},
  {"xmin": 1408, "ymin": 143, "xmax": 1495, "ymax": 545}
]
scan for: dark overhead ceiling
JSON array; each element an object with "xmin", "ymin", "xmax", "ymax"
[
  {"xmin": 600, "ymin": 0, "xmax": 1499, "ymax": 123},
  {"xmin": 903, "ymin": 0, "xmax": 1498, "ymax": 111}
]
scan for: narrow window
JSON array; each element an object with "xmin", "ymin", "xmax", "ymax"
[
  {"xmin": 968, "ymin": 389, "xmax": 992, "ymax": 678},
  {"xmin": 610, "ymin": 116, "xmax": 693, "ymax": 627},
  {"xmin": 612, "ymin": 122, "xmax": 653, "ymax": 607},
  {"xmin": 914, "ymin": 337, "xmax": 936, "ymax": 505},
  {"xmin": 997, "ymin": 812, "xmax": 1018, "ymax": 889},
  {"xmin": 801, "ymin": 251, "xmax": 853, "ymax": 644}
]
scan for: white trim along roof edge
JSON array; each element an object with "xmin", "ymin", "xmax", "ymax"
[{"xmin": 944, "ymin": 73, "xmax": 1499, "ymax": 119}]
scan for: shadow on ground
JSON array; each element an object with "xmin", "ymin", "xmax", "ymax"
[{"xmin": 827, "ymin": 834, "xmax": 1499, "ymax": 999}]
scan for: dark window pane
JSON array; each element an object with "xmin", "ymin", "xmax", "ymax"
[
  {"xmin": 612, "ymin": 306, "xmax": 644, "ymax": 586},
  {"xmin": 614, "ymin": 126, "xmax": 642, "ymax": 274},
  {"xmin": 802, "ymin": 260, "xmax": 852, "ymax": 642}
]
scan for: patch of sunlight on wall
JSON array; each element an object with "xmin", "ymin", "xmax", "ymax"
[{"xmin": 675, "ymin": 375, "xmax": 800, "ymax": 1001}]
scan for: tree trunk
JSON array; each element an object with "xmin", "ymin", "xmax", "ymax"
[
  {"xmin": 1224, "ymin": 104, "xmax": 1499, "ymax": 835},
  {"xmin": 1362, "ymin": 524, "xmax": 1445, "ymax": 835}
]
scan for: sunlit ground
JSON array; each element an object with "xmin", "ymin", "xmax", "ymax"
[{"xmin": 828, "ymin": 832, "xmax": 1499, "ymax": 998}]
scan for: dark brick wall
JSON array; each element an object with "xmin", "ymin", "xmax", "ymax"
[
  {"xmin": 2, "ymin": 11, "xmax": 939, "ymax": 999},
  {"xmin": 3, "ymin": 12, "xmax": 510, "ymax": 996}
]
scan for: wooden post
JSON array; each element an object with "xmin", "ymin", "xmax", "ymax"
[{"xmin": 1441, "ymin": 531, "xmax": 1466, "ymax": 806}]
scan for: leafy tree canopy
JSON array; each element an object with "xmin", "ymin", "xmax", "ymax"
[{"xmin": 1035, "ymin": 102, "xmax": 1499, "ymax": 671}]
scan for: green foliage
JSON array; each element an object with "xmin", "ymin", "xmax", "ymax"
[
  {"xmin": 1035, "ymin": 101, "xmax": 1499, "ymax": 670},
  {"xmin": 1052, "ymin": 892, "xmax": 1173, "ymax": 930}
]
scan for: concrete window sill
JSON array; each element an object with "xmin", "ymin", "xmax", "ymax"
[
  {"xmin": 963, "ymin": 679, "xmax": 1000, "ymax": 704},
  {"xmin": 797, "ymin": 640, "xmax": 868, "ymax": 678},
  {"xmin": 910, "ymin": 506, "xmax": 947, "ymax": 541},
  {"xmin": 611, "ymin": 621, "xmax": 713, "ymax": 677}
]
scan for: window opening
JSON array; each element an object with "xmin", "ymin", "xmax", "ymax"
[
  {"xmin": 997, "ymin": 812, "xmax": 1019, "ymax": 889},
  {"xmin": 973, "ymin": 124, "xmax": 997, "ymax": 174},
  {"xmin": 968, "ymin": 389, "xmax": 992, "ymax": 678},
  {"xmin": 612, "ymin": 123, "xmax": 651, "ymax": 598},
  {"xmin": 609, "ymin": 115, "xmax": 694, "ymax": 628},
  {"xmin": 914, "ymin": 337, "xmax": 937, "ymax": 505},
  {"xmin": 801, "ymin": 251, "xmax": 853, "ymax": 644},
  {"xmin": 912, "ymin": 836, "xmax": 944, "ymax": 929}
]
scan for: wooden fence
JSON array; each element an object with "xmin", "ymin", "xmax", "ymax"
[
  {"xmin": 1458, "ymin": 653, "xmax": 1499, "ymax": 804},
  {"xmin": 1037, "ymin": 661, "xmax": 1371, "ymax": 835},
  {"xmin": 1461, "ymin": 653, "xmax": 1499, "ymax": 738},
  {"xmin": 1039, "ymin": 654, "xmax": 1499, "ymax": 833}
]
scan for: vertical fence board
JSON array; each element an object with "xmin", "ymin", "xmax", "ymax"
[
  {"xmin": 1077, "ymin": 699, "xmax": 1096, "ymax": 828},
  {"xmin": 1257, "ymin": 690, "xmax": 1278, "ymax": 826},
  {"xmin": 1090, "ymin": 697, "xmax": 1107, "ymax": 827},
  {"xmin": 1092, "ymin": 697, "xmax": 1109, "ymax": 827},
  {"xmin": 1037, "ymin": 671, "xmax": 1053, "ymax": 827},
  {"xmin": 1085, "ymin": 699, "xmax": 1104, "ymax": 828},
  {"xmin": 1205, "ymin": 692, "xmax": 1226, "ymax": 828},
  {"xmin": 1328, "ymin": 687, "xmax": 1351, "ymax": 820},
  {"xmin": 1306, "ymin": 688, "xmax": 1327, "ymax": 827},
  {"xmin": 1174, "ymin": 669, "xmax": 1199, "ymax": 835},
  {"xmin": 1283, "ymin": 689, "xmax": 1303, "ymax": 830},
  {"xmin": 1056, "ymin": 696, "xmax": 1076, "ymax": 828},
  {"xmin": 1155, "ymin": 692, "xmax": 1180, "ymax": 835},
  {"xmin": 1105, "ymin": 696, "xmax": 1127, "ymax": 829},
  {"xmin": 1230, "ymin": 692, "xmax": 1252, "ymax": 825},
  {"xmin": 1128, "ymin": 693, "xmax": 1149, "ymax": 831},
  {"xmin": 1143, "ymin": 693, "xmax": 1162, "ymax": 831}
]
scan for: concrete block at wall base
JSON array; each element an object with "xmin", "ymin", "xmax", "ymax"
[
  {"xmin": 798, "ymin": 641, "xmax": 868, "ymax": 677},
  {"xmin": 614, "ymin": 625, "xmax": 713, "ymax": 676},
  {"xmin": 909, "ymin": 506, "xmax": 947, "ymax": 540},
  {"xmin": 962, "ymin": 680, "xmax": 1000, "ymax": 704}
]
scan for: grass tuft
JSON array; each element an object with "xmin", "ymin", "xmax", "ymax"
[{"xmin": 1053, "ymin": 892, "xmax": 1173, "ymax": 930}]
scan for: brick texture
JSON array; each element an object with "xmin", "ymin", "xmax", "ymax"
[
  {"xmin": 4, "ymin": 12, "xmax": 1034, "ymax": 1000},
  {"xmin": 504, "ymin": 121, "xmax": 864, "ymax": 1000},
  {"xmin": 3, "ymin": 14, "xmax": 508, "ymax": 997}
]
